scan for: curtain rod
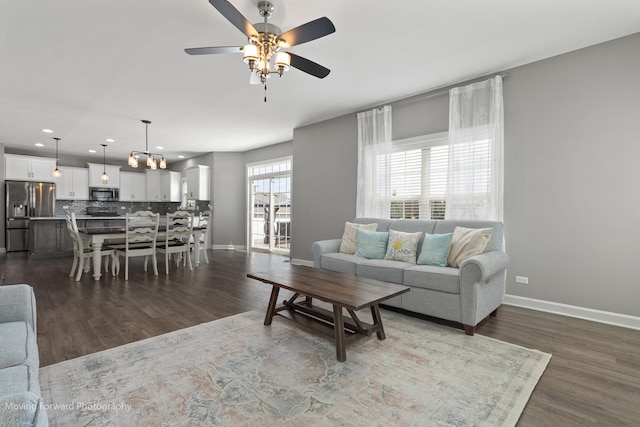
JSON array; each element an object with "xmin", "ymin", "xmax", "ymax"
[{"xmin": 361, "ymin": 72, "xmax": 510, "ymax": 113}]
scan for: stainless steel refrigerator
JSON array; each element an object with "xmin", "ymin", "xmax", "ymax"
[{"xmin": 6, "ymin": 181, "xmax": 55, "ymax": 252}]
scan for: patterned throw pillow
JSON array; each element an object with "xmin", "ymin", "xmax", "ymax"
[
  {"xmin": 447, "ymin": 227, "xmax": 494, "ymax": 268},
  {"xmin": 417, "ymin": 233, "xmax": 453, "ymax": 267},
  {"xmin": 339, "ymin": 222, "xmax": 378, "ymax": 254},
  {"xmin": 384, "ymin": 230, "xmax": 423, "ymax": 263},
  {"xmin": 354, "ymin": 229, "xmax": 389, "ymax": 259}
]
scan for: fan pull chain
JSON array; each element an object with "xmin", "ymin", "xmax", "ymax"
[{"xmin": 264, "ymin": 82, "xmax": 267, "ymax": 103}]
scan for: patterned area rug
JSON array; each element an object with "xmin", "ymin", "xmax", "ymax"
[{"xmin": 40, "ymin": 309, "xmax": 550, "ymax": 426}]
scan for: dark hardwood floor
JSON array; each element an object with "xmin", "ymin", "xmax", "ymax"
[{"xmin": 1, "ymin": 250, "xmax": 638, "ymax": 426}]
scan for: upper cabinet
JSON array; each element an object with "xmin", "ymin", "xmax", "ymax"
[
  {"xmin": 87, "ymin": 163, "xmax": 121, "ymax": 188},
  {"xmin": 120, "ymin": 172, "xmax": 146, "ymax": 201},
  {"xmin": 186, "ymin": 165, "xmax": 210, "ymax": 200},
  {"xmin": 146, "ymin": 170, "xmax": 181, "ymax": 202},
  {"xmin": 5, "ymin": 154, "xmax": 57, "ymax": 182},
  {"xmin": 55, "ymin": 167, "xmax": 89, "ymax": 200},
  {"xmin": 161, "ymin": 171, "xmax": 181, "ymax": 202}
]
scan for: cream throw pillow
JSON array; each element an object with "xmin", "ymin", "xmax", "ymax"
[
  {"xmin": 384, "ymin": 230, "xmax": 422, "ymax": 263},
  {"xmin": 447, "ymin": 227, "xmax": 494, "ymax": 268},
  {"xmin": 339, "ymin": 222, "xmax": 378, "ymax": 254}
]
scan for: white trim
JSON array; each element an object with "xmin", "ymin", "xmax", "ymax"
[
  {"xmin": 504, "ymin": 294, "xmax": 640, "ymax": 331},
  {"xmin": 212, "ymin": 244, "xmax": 246, "ymax": 250},
  {"xmin": 393, "ymin": 131, "xmax": 449, "ymax": 151},
  {"xmin": 291, "ymin": 258, "xmax": 313, "ymax": 267}
]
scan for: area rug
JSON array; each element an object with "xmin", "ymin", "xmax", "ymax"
[{"xmin": 40, "ymin": 309, "xmax": 550, "ymax": 426}]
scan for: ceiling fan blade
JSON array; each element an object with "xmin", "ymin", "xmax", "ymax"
[
  {"xmin": 289, "ymin": 53, "xmax": 330, "ymax": 79},
  {"xmin": 209, "ymin": 0, "xmax": 259, "ymax": 39},
  {"xmin": 185, "ymin": 46, "xmax": 243, "ymax": 55},
  {"xmin": 276, "ymin": 17, "xmax": 335, "ymax": 48}
]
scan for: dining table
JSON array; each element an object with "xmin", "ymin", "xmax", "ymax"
[{"xmin": 78, "ymin": 226, "xmax": 205, "ymax": 280}]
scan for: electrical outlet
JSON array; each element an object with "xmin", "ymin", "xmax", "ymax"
[{"xmin": 515, "ymin": 276, "xmax": 529, "ymax": 285}]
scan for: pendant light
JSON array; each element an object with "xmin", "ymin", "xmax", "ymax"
[
  {"xmin": 128, "ymin": 120, "xmax": 167, "ymax": 170},
  {"xmin": 51, "ymin": 137, "xmax": 61, "ymax": 177},
  {"xmin": 101, "ymin": 144, "xmax": 109, "ymax": 184}
]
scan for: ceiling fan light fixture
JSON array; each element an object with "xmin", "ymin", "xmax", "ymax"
[
  {"xmin": 243, "ymin": 44, "xmax": 258, "ymax": 69},
  {"xmin": 275, "ymin": 51, "xmax": 290, "ymax": 75}
]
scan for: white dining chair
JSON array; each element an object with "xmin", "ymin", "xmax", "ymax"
[
  {"xmin": 157, "ymin": 211, "xmax": 193, "ymax": 275},
  {"xmin": 196, "ymin": 210, "xmax": 211, "ymax": 264},
  {"xmin": 65, "ymin": 211, "xmax": 117, "ymax": 281},
  {"xmin": 112, "ymin": 211, "xmax": 160, "ymax": 280}
]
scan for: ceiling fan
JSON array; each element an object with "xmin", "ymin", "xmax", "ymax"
[{"xmin": 185, "ymin": 0, "xmax": 335, "ymax": 99}]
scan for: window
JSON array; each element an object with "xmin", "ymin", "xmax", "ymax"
[{"xmin": 380, "ymin": 132, "xmax": 448, "ymax": 220}]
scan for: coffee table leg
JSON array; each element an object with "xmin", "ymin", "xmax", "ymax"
[
  {"xmin": 333, "ymin": 304, "xmax": 346, "ymax": 362},
  {"xmin": 370, "ymin": 304, "xmax": 386, "ymax": 340},
  {"xmin": 264, "ymin": 286, "xmax": 280, "ymax": 326}
]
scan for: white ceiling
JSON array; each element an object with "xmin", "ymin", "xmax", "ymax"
[{"xmin": 1, "ymin": 0, "xmax": 639, "ymax": 164}]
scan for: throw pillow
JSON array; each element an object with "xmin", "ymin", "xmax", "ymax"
[
  {"xmin": 417, "ymin": 233, "xmax": 454, "ymax": 267},
  {"xmin": 384, "ymin": 230, "xmax": 422, "ymax": 263},
  {"xmin": 354, "ymin": 229, "xmax": 389, "ymax": 259},
  {"xmin": 339, "ymin": 222, "xmax": 378, "ymax": 254},
  {"xmin": 447, "ymin": 227, "xmax": 494, "ymax": 268}
]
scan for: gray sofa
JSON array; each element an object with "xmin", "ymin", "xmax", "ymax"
[
  {"xmin": 0, "ymin": 284, "xmax": 48, "ymax": 427},
  {"xmin": 311, "ymin": 218, "xmax": 509, "ymax": 335}
]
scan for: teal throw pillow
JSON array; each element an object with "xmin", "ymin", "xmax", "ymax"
[
  {"xmin": 417, "ymin": 233, "xmax": 454, "ymax": 267},
  {"xmin": 355, "ymin": 229, "xmax": 389, "ymax": 259}
]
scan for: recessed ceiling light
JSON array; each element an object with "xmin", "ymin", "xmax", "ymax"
[
  {"xmin": 35, "ymin": 143, "xmax": 44, "ymax": 147},
  {"xmin": 106, "ymin": 138, "xmax": 115, "ymax": 143},
  {"xmin": 88, "ymin": 149, "xmax": 96, "ymax": 153},
  {"xmin": 178, "ymin": 155, "xmax": 185, "ymax": 159},
  {"xmin": 156, "ymin": 146, "xmax": 164, "ymax": 150},
  {"xmin": 42, "ymin": 129, "xmax": 53, "ymax": 133}
]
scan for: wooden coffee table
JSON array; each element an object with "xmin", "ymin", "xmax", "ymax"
[{"xmin": 247, "ymin": 265, "xmax": 410, "ymax": 362}]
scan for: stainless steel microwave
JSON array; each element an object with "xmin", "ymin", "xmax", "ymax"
[{"xmin": 89, "ymin": 187, "xmax": 119, "ymax": 202}]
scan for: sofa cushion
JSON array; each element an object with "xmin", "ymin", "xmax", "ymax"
[
  {"xmin": 0, "ymin": 321, "xmax": 38, "ymax": 370},
  {"xmin": 0, "ymin": 391, "xmax": 48, "ymax": 427},
  {"xmin": 355, "ymin": 229, "xmax": 389, "ymax": 259},
  {"xmin": 321, "ymin": 253, "xmax": 367, "ymax": 275},
  {"xmin": 404, "ymin": 265, "xmax": 461, "ymax": 294},
  {"xmin": 357, "ymin": 259, "xmax": 413, "ymax": 284},
  {"xmin": 0, "ymin": 365, "xmax": 40, "ymax": 395},
  {"xmin": 339, "ymin": 222, "xmax": 378, "ymax": 255},
  {"xmin": 384, "ymin": 230, "xmax": 422, "ymax": 263},
  {"xmin": 433, "ymin": 220, "xmax": 503, "ymax": 252},
  {"xmin": 447, "ymin": 227, "xmax": 493, "ymax": 268},
  {"xmin": 417, "ymin": 233, "xmax": 453, "ymax": 267}
]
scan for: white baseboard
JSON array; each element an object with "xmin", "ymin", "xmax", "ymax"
[
  {"xmin": 503, "ymin": 294, "xmax": 640, "ymax": 331},
  {"xmin": 211, "ymin": 245, "xmax": 246, "ymax": 251},
  {"xmin": 290, "ymin": 258, "xmax": 313, "ymax": 267}
]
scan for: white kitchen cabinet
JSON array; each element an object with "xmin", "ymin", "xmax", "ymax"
[
  {"xmin": 120, "ymin": 172, "xmax": 146, "ymax": 201},
  {"xmin": 160, "ymin": 171, "xmax": 181, "ymax": 202},
  {"xmin": 55, "ymin": 167, "xmax": 89, "ymax": 200},
  {"xmin": 186, "ymin": 165, "xmax": 210, "ymax": 200},
  {"xmin": 145, "ymin": 170, "xmax": 161, "ymax": 201},
  {"xmin": 147, "ymin": 170, "xmax": 181, "ymax": 202},
  {"xmin": 5, "ymin": 154, "xmax": 57, "ymax": 182},
  {"xmin": 87, "ymin": 163, "xmax": 121, "ymax": 188}
]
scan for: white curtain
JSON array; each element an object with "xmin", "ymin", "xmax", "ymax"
[
  {"xmin": 446, "ymin": 76, "xmax": 504, "ymax": 221},
  {"xmin": 356, "ymin": 106, "xmax": 392, "ymax": 218}
]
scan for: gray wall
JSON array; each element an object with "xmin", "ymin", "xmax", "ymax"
[
  {"xmin": 212, "ymin": 152, "xmax": 245, "ymax": 248},
  {"xmin": 291, "ymin": 33, "xmax": 640, "ymax": 317}
]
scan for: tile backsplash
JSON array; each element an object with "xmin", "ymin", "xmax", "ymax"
[{"xmin": 56, "ymin": 200, "xmax": 211, "ymax": 216}]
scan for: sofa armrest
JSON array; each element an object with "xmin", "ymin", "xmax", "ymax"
[
  {"xmin": 0, "ymin": 284, "xmax": 37, "ymax": 332},
  {"xmin": 311, "ymin": 239, "xmax": 342, "ymax": 268},
  {"xmin": 460, "ymin": 251, "xmax": 510, "ymax": 283}
]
